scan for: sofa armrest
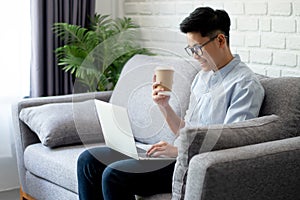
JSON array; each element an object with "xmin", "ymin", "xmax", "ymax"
[
  {"xmin": 12, "ymin": 91, "xmax": 112, "ymax": 191},
  {"xmin": 183, "ymin": 136, "xmax": 300, "ymax": 200},
  {"xmin": 172, "ymin": 115, "xmax": 295, "ymax": 199}
]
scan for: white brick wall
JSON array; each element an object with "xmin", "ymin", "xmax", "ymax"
[
  {"xmin": 237, "ymin": 17, "xmax": 259, "ymax": 31},
  {"xmin": 259, "ymin": 18, "xmax": 271, "ymax": 32},
  {"xmin": 287, "ymin": 36, "xmax": 300, "ymax": 50},
  {"xmin": 251, "ymin": 49, "xmax": 273, "ymax": 65},
  {"xmin": 261, "ymin": 34, "xmax": 285, "ymax": 49},
  {"xmin": 273, "ymin": 52, "xmax": 297, "ymax": 67},
  {"xmin": 118, "ymin": 0, "xmax": 300, "ymax": 77},
  {"xmin": 273, "ymin": 19, "xmax": 296, "ymax": 33},
  {"xmin": 245, "ymin": 3, "xmax": 267, "ymax": 15},
  {"xmin": 269, "ymin": 2, "xmax": 292, "ymax": 16}
]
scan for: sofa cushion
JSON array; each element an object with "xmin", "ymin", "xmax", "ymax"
[
  {"xmin": 19, "ymin": 100, "xmax": 104, "ymax": 148},
  {"xmin": 24, "ymin": 143, "xmax": 103, "ymax": 193},
  {"xmin": 24, "ymin": 143, "xmax": 171, "ymax": 199},
  {"xmin": 183, "ymin": 115, "xmax": 287, "ymax": 158},
  {"xmin": 110, "ymin": 54, "xmax": 199, "ymax": 144},
  {"xmin": 173, "ymin": 114, "xmax": 286, "ymax": 199},
  {"xmin": 259, "ymin": 77, "xmax": 300, "ymax": 136}
]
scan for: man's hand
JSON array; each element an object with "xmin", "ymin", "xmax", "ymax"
[
  {"xmin": 152, "ymin": 75, "xmax": 170, "ymax": 108},
  {"xmin": 146, "ymin": 141, "xmax": 178, "ymax": 158}
]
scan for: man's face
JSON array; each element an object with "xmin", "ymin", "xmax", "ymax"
[{"xmin": 186, "ymin": 32, "xmax": 219, "ymax": 71}]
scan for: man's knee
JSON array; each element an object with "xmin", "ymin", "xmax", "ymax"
[
  {"xmin": 102, "ymin": 167, "xmax": 116, "ymax": 184},
  {"xmin": 77, "ymin": 150, "xmax": 93, "ymax": 169}
]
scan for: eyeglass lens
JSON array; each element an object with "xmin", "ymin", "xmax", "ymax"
[{"xmin": 186, "ymin": 45, "xmax": 202, "ymax": 56}]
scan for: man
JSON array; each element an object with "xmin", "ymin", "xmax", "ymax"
[{"xmin": 77, "ymin": 7, "xmax": 264, "ymax": 200}]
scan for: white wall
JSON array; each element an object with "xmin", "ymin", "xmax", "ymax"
[{"xmin": 107, "ymin": 0, "xmax": 300, "ymax": 77}]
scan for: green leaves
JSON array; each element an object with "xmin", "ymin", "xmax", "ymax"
[{"xmin": 53, "ymin": 14, "xmax": 153, "ymax": 92}]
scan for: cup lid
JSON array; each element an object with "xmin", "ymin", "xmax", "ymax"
[{"xmin": 155, "ymin": 66, "xmax": 174, "ymax": 71}]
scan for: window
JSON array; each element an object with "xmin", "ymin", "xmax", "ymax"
[{"xmin": 0, "ymin": 0, "xmax": 30, "ymax": 157}]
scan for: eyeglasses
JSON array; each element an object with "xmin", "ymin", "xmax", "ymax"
[{"xmin": 184, "ymin": 35, "xmax": 218, "ymax": 57}]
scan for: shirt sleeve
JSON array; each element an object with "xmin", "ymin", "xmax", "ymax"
[{"xmin": 224, "ymin": 79, "xmax": 265, "ymax": 124}]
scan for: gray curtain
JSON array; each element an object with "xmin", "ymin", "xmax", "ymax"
[{"xmin": 30, "ymin": 0, "xmax": 96, "ymax": 97}]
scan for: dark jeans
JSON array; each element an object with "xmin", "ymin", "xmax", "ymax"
[{"xmin": 77, "ymin": 147, "xmax": 175, "ymax": 200}]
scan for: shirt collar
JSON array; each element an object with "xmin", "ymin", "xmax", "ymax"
[{"xmin": 214, "ymin": 54, "xmax": 241, "ymax": 79}]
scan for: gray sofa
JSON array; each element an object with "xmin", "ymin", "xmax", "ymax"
[{"xmin": 12, "ymin": 54, "xmax": 300, "ymax": 200}]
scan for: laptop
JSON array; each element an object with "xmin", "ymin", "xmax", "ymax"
[{"xmin": 94, "ymin": 99, "xmax": 176, "ymax": 160}]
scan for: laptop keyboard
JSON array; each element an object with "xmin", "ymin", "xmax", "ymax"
[{"xmin": 137, "ymin": 147, "xmax": 147, "ymax": 153}]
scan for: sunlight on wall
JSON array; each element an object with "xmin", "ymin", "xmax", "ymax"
[
  {"xmin": 0, "ymin": 1, "xmax": 30, "ymax": 97},
  {"xmin": 0, "ymin": 0, "xmax": 30, "ymax": 190},
  {"xmin": 0, "ymin": 1, "xmax": 30, "ymax": 158}
]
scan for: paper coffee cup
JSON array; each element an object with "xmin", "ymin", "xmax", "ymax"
[{"xmin": 155, "ymin": 67, "xmax": 174, "ymax": 96}]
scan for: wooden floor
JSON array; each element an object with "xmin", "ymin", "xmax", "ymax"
[{"xmin": 0, "ymin": 188, "xmax": 19, "ymax": 200}]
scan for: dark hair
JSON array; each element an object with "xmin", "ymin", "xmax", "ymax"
[{"xmin": 180, "ymin": 7, "xmax": 231, "ymax": 42}]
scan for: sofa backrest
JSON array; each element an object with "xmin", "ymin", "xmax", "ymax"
[
  {"xmin": 110, "ymin": 54, "xmax": 300, "ymax": 144},
  {"xmin": 258, "ymin": 76, "xmax": 300, "ymax": 136},
  {"xmin": 110, "ymin": 54, "xmax": 199, "ymax": 144}
]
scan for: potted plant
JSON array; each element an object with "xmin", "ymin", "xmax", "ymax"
[{"xmin": 53, "ymin": 14, "xmax": 153, "ymax": 92}]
